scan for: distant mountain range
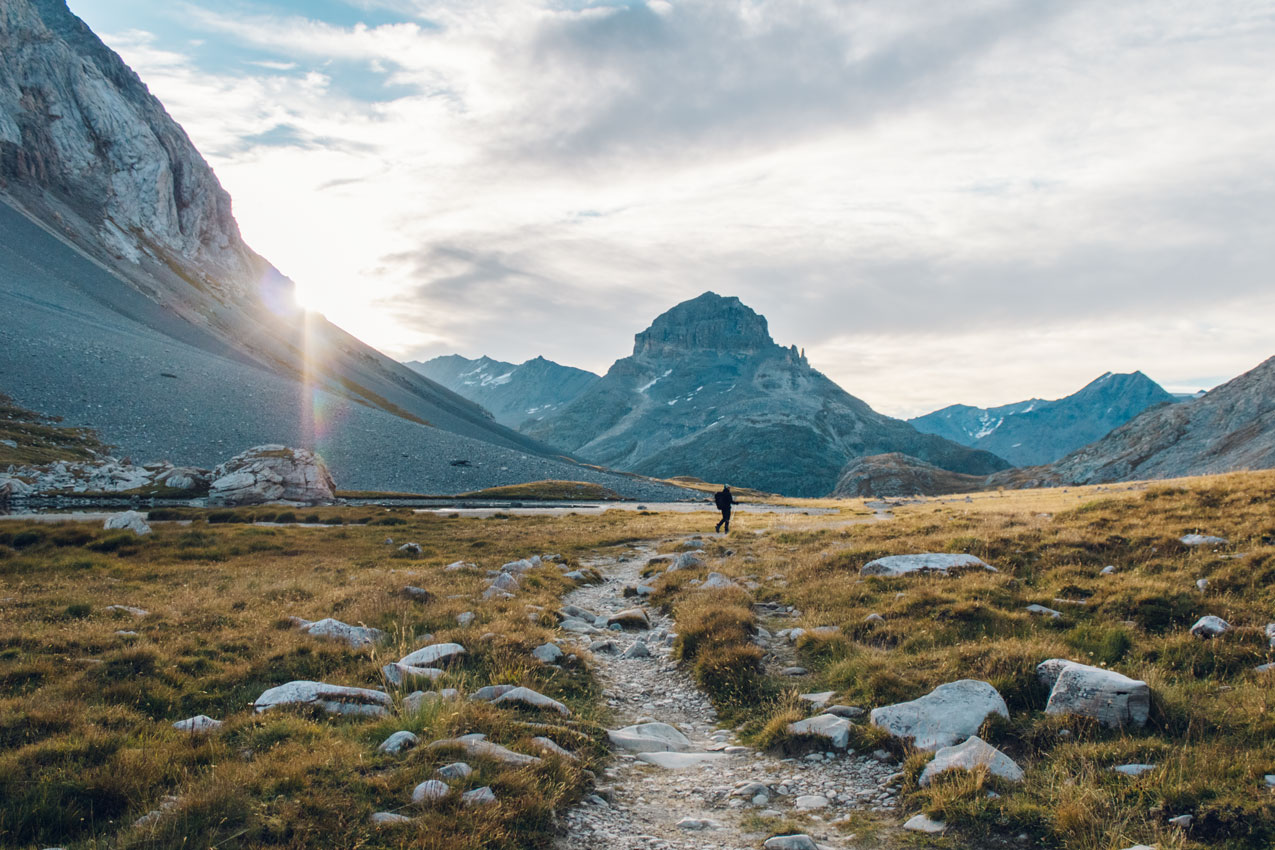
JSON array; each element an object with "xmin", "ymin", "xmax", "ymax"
[
  {"xmin": 909, "ymin": 372, "xmax": 1177, "ymax": 466},
  {"xmin": 407, "ymin": 355, "xmax": 599, "ymax": 430},
  {"xmin": 0, "ymin": 0, "xmax": 687, "ymax": 499},
  {"xmin": 510, "ymin": 292, "xmax": 1009, "ymax": 497}
]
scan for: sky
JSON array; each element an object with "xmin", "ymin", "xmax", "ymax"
[{"xmin": 69, "ymin": 0, "xmax": 1275, "ymax": 418}]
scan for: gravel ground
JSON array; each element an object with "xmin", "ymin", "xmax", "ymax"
[
  {"xmin": 553, "ymin": 544, "xmax": 903, "ymax": 850},
  {"xmin": 0, "ymin": 200, "xmax": 691, "ymax": 501}
]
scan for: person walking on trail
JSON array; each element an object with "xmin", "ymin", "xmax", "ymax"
[{"xmin": 714, "ymin": 485, "xmax": 736, "ymax": 533}]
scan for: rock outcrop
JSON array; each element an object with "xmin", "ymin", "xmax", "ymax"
[
  {"xmin": 208, "ymin": 446, "xmax": 336, "ymax": 505},
  {"xmin": 522, "ymin": 292, "xmax": 1009, "ymax": 497}
]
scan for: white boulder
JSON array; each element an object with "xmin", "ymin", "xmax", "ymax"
[
  {"xmin": 1190, "ymin": 615, "xmax": 1230, "ymax": 639},
  {"xmin": 871, "ymin": 680, "xmax": 1008, "ymax": 751},
  {"xmin": 490, "ymin": 686, "xmax": 570, "ymax": 715},
  {"xmin": 208, "ymin": 445, "xmax": 335, "ymax": 505},
  {"xmin": 104, "ymin": 510, "xmax": 151, "ymax": 535},
  {"xmin": 918, "ymin": 735, "xmax": 1024, "ymax": 786},
  {"xmin": 861, "ymin": 553, "xmax": 996, "ymax": 577},
  {"xmin": 1039, "ymin": 659, "xmax": 1149, "ymax": 728},
  {"xmin": 399, "ymin": 642, "xmax": 466, "ymax": 667},
  {"xmin": 787, "ymin": 714, "xmax": 853, "ymax": 749},
  {"xmin": 299, "ymin": 618, "xmax": 385, "ymax": 648},
  {"xmin": 172, "ymin": 715, "xmax": 221, "ymax": 734}
]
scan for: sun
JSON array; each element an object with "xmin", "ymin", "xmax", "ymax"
[{"xmin": 291, "ymin": 282, "xmax": 326, "ymax": 314}]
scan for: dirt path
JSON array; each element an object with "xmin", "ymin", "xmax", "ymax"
[{"xmin": 553, "ymin": 543, "xmax": 903, "ymax": 850}]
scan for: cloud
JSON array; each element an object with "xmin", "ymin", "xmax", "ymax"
[{"xmin": 77, "ymin": 0, "xmax": 1275, "ymax": 417}]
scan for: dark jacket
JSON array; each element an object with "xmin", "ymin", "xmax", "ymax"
[{"xmin": 714, "ymin": 488, "xmax": 735, "ymax": 510}]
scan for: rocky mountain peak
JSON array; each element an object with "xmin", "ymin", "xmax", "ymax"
[{"xmin": 632, "ymin": 291, "xmax": 774, "ymax": 357}]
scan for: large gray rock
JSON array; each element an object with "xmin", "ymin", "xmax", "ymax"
[
  {"xmin": 104, "ymin": 510, "xmax": 151, "ymax": 535},
  {"xmin": 252, "ymin": 680, "xmax": 390, "ymax": 717},
  {"xmin": 861, "ymin": 553, "xmax": 996, "ymax": 577},
  {"xmin": 871, "ymin": 680, "xmax": 1008, "ymax": 751},
  {"xmin": 1039, "ymin": 659, "xmax": 1149, "ymax": 728},
  {"xmin": 209, "ymin": 445, "xmax": 335, "ymax": 505},
  {"xmin": 1190, "ymin": 615, "xmax": 1230, "ymax": 638},
  {"xmin": 918, "ymin": 735, "xmax": 1024, "ymax": 786},
  {"xmin": 608, "ymin": 722, "xmax": 693, "ymax": 753},
  {"xmin": 399, "ymin": 642, "xmax": 466, "ymax": 667},
  {"xmin": 787, "ymin": 714, "xmax": 853, "ymax": 749},
  {"xmin": 298, "ymin": 618, "xmax": 385, "ymax": 648}
]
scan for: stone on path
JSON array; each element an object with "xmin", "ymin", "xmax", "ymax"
[
  {"xmin": 104, "ymin": 510, "xmax": 151, "ymax": 535},
  {"xmin": 607, "ymin": 608, "xmax": 651, "ymax": 630},
  {"xmin": 377, "ymin": 730, "xmax": 419, "ymax": 754},
  {"xmin": 172, "ymin": 715, "xmax": 221, "ymax": 734},
  {"xmin": 871, "ymin": 680, "xmax": 1008, "ymax": 751},
  {"xmin": 861, "ymin": 553, "xmax": 996, "ymax": 577},
  {"xmin": 621, "ymin": 640, "xmax": 650, "ymax": 659},
  {"xmin": 780, "ymin": 666, "xmax": 808, "ymax": 676},
  {"xmin": 763, "ymin": 836, "xmax": 819, "ymax": 850},
  {"xmin": 399, "ymin": 642, "xmax": 466, "ymax": 667},
  {"xmin": 793, "ymin": 794, "xmax": 830, "ymax": 810},
  {"xmin": 412, "ymin": 779, "xmax": 450, "ymax": 805},
  {"xmin": 675, "ymin": 817, "xmax": 717, "ymax": 830},
  {"xmin": 608, "ymin": 722, "xmax": 693, "ymax": 753},
  {"xmin": 490, "ymin": 686, "xmax": 570, "ymax": 715},
  {"xmin": 636, "ymin": 751, "xmax": 729, "ymax": 769},
  {"xmin": 1190, "ymin": 615, "xmax": 1230, "ymax": 638},
  {"xmin": 918, "ymin": 735, "xmax": 1024, "ymax": 786},
  {"xmin": 299, "ymin": 617, "xmax": 386, "ymax": 648},
  {"xmin": 253, "ymin": 680, "xmax": 390, "ymax": 717},
  {"xmin": 1038, "ymin": 659, "xmax": 1150, "ymax": 728},
  {"xmin": 903, "ymin": 813, "xmax": 946, "ymax": 833},
  {"xmin": 787, "ymin": 714, "xmax": 853, "ymax": 749}
]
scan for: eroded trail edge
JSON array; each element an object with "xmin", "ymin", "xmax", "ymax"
[{"xmin": 554, "ymin": 543, "xmax": 903, "ymax": 850}]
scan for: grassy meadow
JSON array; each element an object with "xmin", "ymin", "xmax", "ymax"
[
  {"xmin": 0, "ymin": 504, "xmax": 735, "ymax": 849},
  {"xmin": 650, "ymin": 471, "xmax": 1275, "ymax": 850}
]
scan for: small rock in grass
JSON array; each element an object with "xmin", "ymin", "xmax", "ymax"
[
  {"xmin": 1196, "ymin": 578, "xmax": 1209, "ymax": 591},
  {"xmin": 861, "ymin": 553, "xmax": 995, "ymax": 577},
  {"xmin": 444, "ymin": 560, "xmax": 476, "ymax": 571},
  {"xmin": 787, "ymin": 714, "xmax": 852, "ymax": 749},
  {"xmin": 825, "ymin": 704, "xmax": 864, "ymax": 718},
  {"xmin": 798, "ymin": 691, "xmax": 835, "ymax": 707},
  {"xmin": 1113, "ymin": 763, "xmax": 1156, "ymax": 777},
  {"xmin": 702, "ymin": 571, "xmax": 734, "ymax": 589},
  {"xmin": 377, "ymin": 730, "xmax": 419, "ymax": 754},
  {"xmin": 871, "ymin": 680, "xmax": 1008, "ymax": 751},
  {"xmin": 1266, "ymin": 624, "xmax": 1275, "ymax": 648},
  {"xmin": 253, "ymin": 680, "xmax": 390, "ymax": 717},
  {"xmin": 1100, "ymin": 565, "xmax": 1117, "ymax": 575},
  {"xmin": 919, "ymin": 736, "xmax": 1024, "ymax": 786},
  {"xmin": 104, "ymin": 510, "xmax": 151, "ymax": 535},
  {"xmin": 1181, "ymin": 534, "xmax": 1227, "ymax": 546},
  {"xmin": 172, "ymin": 715, "xmax": 221, "ymax": 734},
  {"xmin": 427, "ymin": 733, "xmax": 541, "ymax": 766},
  {"xmin": 1190, "ymin": 615, "xmax": 1230, "ymax": 639},
  {"xmin": 864, "ymin": 612, "xmax": 884, "ymax": 623},
  {"xmin": 401, "ymin": 586, "xmax": 433, "ymax": 602},
  {"xmin": 470, "ymin": 684, "xmax": 516, "ymax": 701},
  {"xmin": 490, "ymin": 686, "xmax": 570, "ymax": 715},
  {"xmin": 299, "ymin": 617, "xmax": 386, "ymax": 648},
  {"xmin": 533, "ymin": 643, "xmax": 564, "ymax": 663},
  {"xmin": 903, "ymin": 813, "xmax": 946, "ymax": 833},
  {"xmin": 763, "ymin": 835, "xmax": 819, "ymax": 850},
  {"xmin": 399, "ymin": 642, "xmax": 465, "ymax": 667},
  {"xmin": 530, "ymin": 736, "xmax": 577, "ymax": 759},
  {"xmin": 780, "ymin": 666, "xmax": 808, "ymax": 676},
  {"xmin": 1026, "ymin": 604, "xmax": 1062, "ymax": 619},
  {"xmin": 370, "ymin": 811, "xmax": 413, "ymax": 826},
  {"xmin": 436, "ymin": 761, "xmax": 473, "ymax": 779},
  {"xmin": 456, "ymin": 611, "xmax": 475, "ymax": 626},
  {"xmin": 105, "ymin": 604, "xmax": 149, "ymax": 617},
  {"xmin": 398, "ymin": 542, "xmax": 422, "ymax": 557},
  {"xmin": 1169, "ymin": 814, "xmax": 1194, "ymax": 828},
  {"xmin": 412, "ymin": 779, "xmax": 450, "ymax": 804},
  {"xmin": 381, "ymin": 662, "xmax": 444, "ymax": 687},
  {"xmin": 462, "ymin": 786, "xmax": 496, "ymax": 806}
]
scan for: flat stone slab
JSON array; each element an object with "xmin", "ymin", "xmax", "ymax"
[
  {"xmin": 871, "ymin": 679, "xmax": 1008, "ymax": 751},
  {"xmin": 399, "ymin": 642, "xmax": 466, "ymax": 667},
  {"xmin": 427, "ymin": 732, "xmax": 542, "ymax": 766},
  {"xmin": 608, "ymin": 722, "xmax": 693, "ymax": 753},
  {"xmin": 1181, "ymin": 534, "xmax": 1227, "ymax": 546},
  {"xmin": 861, "ymin": 553, "xmax": 996, "ymax": 577},
  {"xmin": 919, "ymin": 735, "xmax": 1024, "ymax": 786},
  {"xmin": 636, "ymin": 751, "xmax": 729, "ymax": 769},
  {"xmin": 253, "ymin": 680, "xmax": 391, "ymax": 717}
]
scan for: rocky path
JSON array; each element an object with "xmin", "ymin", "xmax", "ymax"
[{"xmin": 554, "ymin": 543, "xmax": 903, "ymax": 850}]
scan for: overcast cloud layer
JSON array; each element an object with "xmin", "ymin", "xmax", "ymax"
[{"xmin": 70, "ymin": 0, "xmax": 1275, "ymax": 417}]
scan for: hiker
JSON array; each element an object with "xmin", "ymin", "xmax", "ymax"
[{"xmin": 714, "ymin": 485, "xmax": 736, "ymax": 533}]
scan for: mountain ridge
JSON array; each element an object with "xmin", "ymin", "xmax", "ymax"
[{"xmin": 407, "ymin": 354, "xmax": 600, "ymax": 430}]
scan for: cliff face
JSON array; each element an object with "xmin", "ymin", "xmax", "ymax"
[
  {"xmin": 523, "ymin": 292, "xmax": 1010, "ymax": 497},
  {"xmin": 0, "ymin": 0, "xmax": 261, "ymax": 300}
]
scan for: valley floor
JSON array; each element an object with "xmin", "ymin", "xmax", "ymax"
[{"xmin": 2, "ymin": 470, "xmax": 1273, "ymax": 849}]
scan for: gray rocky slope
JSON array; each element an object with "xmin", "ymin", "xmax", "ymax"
[
  {"xmin": 407, "ymin": 355, "xmax": 599, "ymax": 430},
  {"xmin": 0, "ymin": 0, "xmax": 688, "ymax": 498},
  {"xmin": 1020, "ymin": 354, "xmax": 1275, "ymax": 485},
  {"xmin": 909, "ymin": 371, "xmax": 1177, "ymax": 467},
  {"xmin": 522, "ymin": 292, "xmax": 1009, "ymax": 497}
]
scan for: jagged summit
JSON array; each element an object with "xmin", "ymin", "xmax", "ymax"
[{"xmin": 633, "ymin": 292, "xmax": 775, "ymax": 357}]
